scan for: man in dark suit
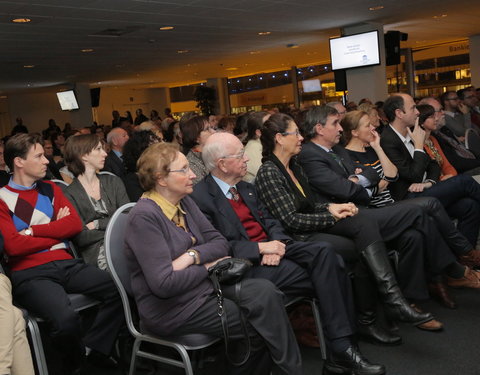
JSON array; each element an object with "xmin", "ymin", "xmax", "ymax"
[
  {"xmin": 191, "ymin": 132, "xmax": 386, "ymax": 375},
  {"xmin": 103, "ymin": 127, "xmax": 129, "ymax": 178},
  {"xmin": 381, "ymin": 93, "xmax": 480, "ymax": 248}
]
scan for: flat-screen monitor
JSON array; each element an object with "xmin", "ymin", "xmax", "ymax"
[
  {"xmin": 301, "ymin": 79, "xmax": 322, "ymax": 93},
  {"xmin": 56, "ymin": 90, "xmax": 79, "ymax": 111},
  {"xmin": 329, "ymin": 30, "xmax": 380, "ymax": 71}
]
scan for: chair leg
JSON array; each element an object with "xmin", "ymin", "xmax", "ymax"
[
  {"xmin": 310, "ymin": 299, "xmax": 327, "ymax": 360},
  {"xmin": 26, "ymin": 317, "xmax": 49, "ymax": 375},
  {"xmin": 175, "ymin": 345, "xmax": 194, "ymax": 375},
  {"xmin": 129, "ymin": 339, "xmax": 141, "ymax": 375}
]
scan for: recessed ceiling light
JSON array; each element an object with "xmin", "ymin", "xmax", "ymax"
[
  {"xmin": 433, "ymin": 14, "xmax": 447, "ymax": 18},
  {"xmin": 159, "ymin": 26, "xmax": 174, "ymax": 30},
  {"xmin": 258, "ymin": 31, "xmax": 271, "ymax": 36},
  {"xmin": 12, "ymin": 18, "xmax": 31, "ymax": 23},
  {"xmin": 369, "ymin": 6, "xmax": 384, "ymax": 10},
  {"xmin": 250, "ymin": 51, "xmax": 261, "ymax": 55},
  {"xmin": 81, "ymin": 48, "xmax": 94, "ymax": 53},
  {"xmin": 23, "ymin": 65, "xmax": 35, "ymax": 68},
  {"xmin": 226, "ymin": 67, "xmax": 239, "ymax": 71},
  {"xmin": 0, "ymin": 95, "xmax": 7, "ymax": 99},
  {"xmin": 177, "ymin": 49, "xmax": 189, "ymax": 54}
]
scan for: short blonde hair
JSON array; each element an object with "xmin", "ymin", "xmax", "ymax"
[{"xmin": 137, "ymin": 142, "xmax": 179, "ymax": 191}]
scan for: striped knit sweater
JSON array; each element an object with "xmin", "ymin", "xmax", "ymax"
[{"xmin": 0, "ymin": 180, "xmax": 82, "ymax": 271}]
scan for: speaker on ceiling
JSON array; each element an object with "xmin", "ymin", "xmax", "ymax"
[
  {"xmin": 384, "ymin": 31, "xmax": 408, "ymax": 66},
  {"xmin": 334, "ymin": 69, "xmax": 347, "ymax": 91},
  {"xmin": 90, "ymin": 88, "xmax": 101, "ymax": 107}
]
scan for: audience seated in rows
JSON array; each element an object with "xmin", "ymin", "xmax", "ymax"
[{"xmin": 191, "ymin": 132, "xmax": 387, "ymax": 373}]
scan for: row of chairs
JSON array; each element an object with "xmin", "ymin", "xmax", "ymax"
[
  {"xmin": 104, "ymin": 203, "xmax": 327, "ymax": 375},
  {"xmin": 1, "ymin": 201, "xmax": 326, "ymax": 375}
]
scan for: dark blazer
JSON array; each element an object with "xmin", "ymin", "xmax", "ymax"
[
  {"xmin": 191, "ymin": 174, "xmax": 291, "ymax": 264},
  {"xmin": 102, "ymin": 151, "xmax": 126, "ymax": 178},
  {"xmin": 64, "ymin": 174, "xmax": 129, "ymax": 265},
  {"xmin": 380, "ymin": 125, "xmax": 441, "ymax": 201},
  {"xmin": 298, "ymin": 142, "xmax": 380, "ymax": 206}
]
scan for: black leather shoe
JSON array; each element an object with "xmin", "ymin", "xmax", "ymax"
[
  {"xmin": 323, "ymin": 346, "xmax": 385, "ymax": 375},
  {"xmin": 357, "ymin": 323, "xmax": 402, "ymax": 346}
]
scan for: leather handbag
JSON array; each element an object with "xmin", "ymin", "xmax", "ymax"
[{"xmin": 208, "ymin": 258, "xmax": 252, "ymax": 366}]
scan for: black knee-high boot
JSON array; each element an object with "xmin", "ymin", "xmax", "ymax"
[
  {"xmin": 361, "ymin": 242, "xmax": 433, "ymax": 325},
  {"xmin": 353, "ymin": 274, "xmax": 402, "ymax": 345}
]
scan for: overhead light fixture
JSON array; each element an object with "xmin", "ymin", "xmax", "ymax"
[
  {"xmin": 159, "ymin": 26, "xmax": 174, "ymax": 30},
  {"xmin": 81, "ymin": 48, "xmax": 94, "ymax": 53},
  {"xmin": 258, "ymin": 31, "xmax": 271, "ymax": 36},
  {"xmin": 226, "ymin": 67, "xmax": 239, "ymax": 71},
  {"xmin": 369, "ymin": 6, "xmax": 384, "ymax": 10},
  {"xmin": 433, "ymin": 14, "xmax": 447, "ymax": 18},
  {"xmin": 23, "ymin": 65, "xmax": 35, "ymax": 68},
  {"xmin": 250, "ymin": 51, "xmax": 260, "ymax": 55},
  {"xmin": 177, "ymin": 49, "xmax": 189, "ymax": 54},
  {"xmin": 12, "ymin": 18, "xmax": 31, "ymax": 23}
]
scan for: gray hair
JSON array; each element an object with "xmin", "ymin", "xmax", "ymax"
[
  {"xmin": 303, "ymin": 105, "xmax": 338, "ymax": 140},
  {"xmin": 202, "ymin": 133, "xmax": 237, "ymax": 172}
]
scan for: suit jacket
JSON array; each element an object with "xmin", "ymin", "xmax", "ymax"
[
  {"xmin": 380, "ymin": 125, "xmax": 441, "ymax": 200},
  {"xmin": 191, "ymin": 174, "xmax": 291, "ymax": 264},
  {"xmin": 102, "ymin": 151, "xmax": 126, "ymax": 178},
  {"xmin": 298, "ymin": 142, "xmax": 380, "ymax": 206}
]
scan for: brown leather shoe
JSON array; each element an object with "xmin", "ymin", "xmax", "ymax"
[
  {"xmin": 459, "ymin": 250, "xmax": 480, "ymax": 269},
  {"xmin": 447, "ymin": 267, "xmax": 480, "ymax": 289},
  {"xmin": 410, "ymin": 304, "xmax": 444, "ymax": 331},
  {"xmin": 428, "ymin": 281, "xmax": 457, "ymax": 309}
]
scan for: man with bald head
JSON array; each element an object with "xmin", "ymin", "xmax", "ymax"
[
  {"xmin": 190, "ymin": 132, "xmax": 386, "ymax": 375},
  {"xmin": 381, "ymin": 93, "xmax": 480, "ymax": 248},
  {"xmin": 102, "ymin": 127, "xmax": 129, "ymax": 178}
]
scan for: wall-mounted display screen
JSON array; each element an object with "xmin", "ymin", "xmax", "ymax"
[
  {"xmin": 329, "ymin": 30, "xmax": 380, "ymax": 70},
  {"xmin": 56, "ymin": 90, "xmax": 79, "ymax": 111}
]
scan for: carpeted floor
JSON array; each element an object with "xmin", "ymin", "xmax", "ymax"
[{"xmin": 303, "ymin": 287, "xmax": 480, "ymax": 375}]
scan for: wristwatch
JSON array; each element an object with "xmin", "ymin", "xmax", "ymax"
[
  {"xmin": 24, "ymin": 228, "xmax": 33, "ymax": 236},
  {"xmin": 187, "ymin": 249, "xmax": 200, "ymax": 265}
]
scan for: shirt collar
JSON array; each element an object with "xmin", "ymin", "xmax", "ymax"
[
  {"xmin": 211, "ymin": 174, "xmax": 234, "ymax": 198},
  {"xmin": 112, "ymin": 149, "xmax": 122, "ymax": 158},
  {"xmin": 389, "ymin": 124, "xmax": 412, "ymax": 145},
  {"xmin": 8, "ymin": 177, "xmax": 36, "ymax": 191},
  {"xmin": 313, "ymin": 142, "xmax": 332, "ymax": 153},
  {"xmin": 141, "ymin": 190, "xmax": 185, "ymax": 221}
]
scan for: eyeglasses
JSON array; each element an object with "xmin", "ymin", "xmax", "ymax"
[
  {"xmin": 221, "ymin": 149, "xmax": 245, "ymax": 159},
  {"xmin": 169, "ymin": 166, "xmax": 191, "ymax": 174},
  {"xmin": 281, "ymin": 130, "xmax": 301, "ymax": 137}
]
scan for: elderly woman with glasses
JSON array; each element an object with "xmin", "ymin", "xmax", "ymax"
[
  {"xmin": 64, "ymin": 134, "xmax": 129, "ymax": 269},
  {"xmin": 124, "ymin": 142, "xmax": 303, "ymax": 375},
  {"xmin": 180, "ymin": 116, "xmax": 216, "ymax": 184}
]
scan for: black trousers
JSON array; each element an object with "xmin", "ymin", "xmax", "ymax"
[
  {"xmin": 175, "ymin": 278, "xmax": 302, "ymax": 375},
  {"xmin": 11, "ymin": 259, "xmax": 124, "ymax": 359},
  {"xmin": 248, "ymin": 241, "xmax": 356, "ymax": 344},
  {"xmin": 408, "ymin": 174, "xmax": 480, "ymax": 247},
  {"xmin": 321, "ymin": 202, "xmax": 456, "ymax": 300}
]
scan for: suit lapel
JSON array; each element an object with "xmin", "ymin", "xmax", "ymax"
[{"xmin": 205, "ymin": 176, "xmax": 250, "ymax": 240}]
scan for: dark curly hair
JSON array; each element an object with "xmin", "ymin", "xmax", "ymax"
[{"xmin": 122, "ymin": 130, "xmax": 161, "ymax": 173}]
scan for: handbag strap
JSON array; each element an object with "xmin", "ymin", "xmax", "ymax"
[{"xmin": 211, "ymin": 275, "xmax": 251, "ymax": 367}]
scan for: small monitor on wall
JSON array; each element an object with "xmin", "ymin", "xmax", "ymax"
[
  {"xmin": 329, "ymin": 30, "xmax": 380, "ymax": 71},
  {"xmin": 301, "ymin": 79, "xmax": 322, "ymax": 93},
  {"xmin": 56, "ymin": 90, "xmax": 79, "ymax": 111}
]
